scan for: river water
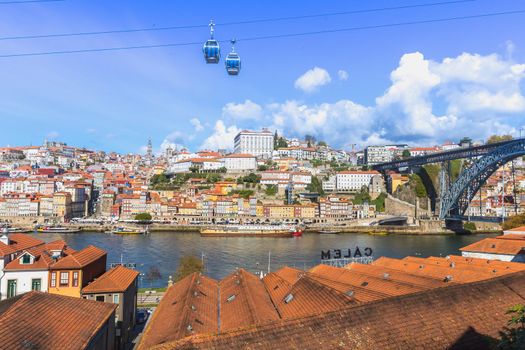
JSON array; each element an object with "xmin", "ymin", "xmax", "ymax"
[{"xmin": 31, "ymin": 231, "xmax": 496, "ymax": 288}]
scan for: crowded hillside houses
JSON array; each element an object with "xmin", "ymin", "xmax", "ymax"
[{"xmin": 0, "ymin": 131, "xmax": 523, "ymax": 223}]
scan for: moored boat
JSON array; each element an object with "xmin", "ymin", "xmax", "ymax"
[
  {"xmin": 201, "ymin": 225, "xmax": 296, "ymax": 237},
  {"xmin": 291, "ymin": 226, "xmax": 303, "ymax": 237},
  {"xmin": 110, "ymin": 226, "xmax": 146, "ymax": 235},
  {"xmin": 36, "ymin": 226, "xmax": 81, "ymax": 233},
  {"xmin": 318, "ymin": 230, "xmax": 340, "ymax": 234}
]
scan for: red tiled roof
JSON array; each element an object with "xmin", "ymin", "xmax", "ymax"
[
  {"xmin": 150, "ymin": 271, "xmax": 525, "ymax": 350},
  {"xmin": 139, "ymin": 273, "xmax": 218, "ymax": 349},
  {"xmin": 0, "ymin": 291, "xmax": 116, "ymax": 350},
  {"xmin": 82, "ymin": 265, "xmax": 139, "ymax": 293},
  {"xmin": 219, "ymin": 269, "xmax": 279, "ymax": 330},
  {"xmin": 0, "ymin": 234, "xmax": 44, "ymax": 256},
  {"xmin": 51, "ymin": 245, "xmax": 106, "ymax": 269},
  {"xmin": 460, "ymin": 237, "xmax": 525, "ymax": 255},
  {"xmin": 4, "ymin": 240, "xmax": 75, "ymax": 271}
]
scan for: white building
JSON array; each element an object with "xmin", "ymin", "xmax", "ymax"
[
  {"xmin": 221, "ymin": 154, "xmax": 257, "ymax": 172},
  {"xmin": 365, "ymin": 144, "xmax": 409, "ymax": 165},
  {"xmin": 460, "ymin": 234, "xmax": 525, "ymax": 262},
  {"xmin": 234, "ymin": 129, "xmax": 274, "ymax": 159},
  {"xmin": 335, "ymin": 171, "xmax": 380, "ymax": 192},
  {"xmin": 170, "ymin": 158, "xmax": 223, "ymax": 174},
  {"xmin": 0, "ymin": 233, "xmax": 46, "ymax": 300}
]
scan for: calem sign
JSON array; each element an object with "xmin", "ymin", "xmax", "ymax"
[{"xmin": 321, "ymin": 247, "xmax": 373, "ymax": 260}]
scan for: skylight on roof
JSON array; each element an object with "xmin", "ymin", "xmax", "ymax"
[{"xmin": 284, "ymin": 293, "xmax": 294, "ymax": 304}]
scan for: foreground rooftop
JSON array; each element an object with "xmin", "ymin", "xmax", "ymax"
[{"xmin": 139, "ymin": 254, "xmax": 525, "ymax": 349}]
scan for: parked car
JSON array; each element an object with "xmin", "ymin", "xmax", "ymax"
[{"xmin": 136, "ymin": 309, "xmax": 149, "ymax": 324}]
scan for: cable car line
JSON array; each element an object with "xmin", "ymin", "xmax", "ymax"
[
  {"xmin": 0, "ymin": 0, "xmax": 477, "ymax": 41},
  {"xmin": 0, "ymin": 7, "xmax": 523, "ymax": 58},
  {"xmin": 0, "ymin": 0, "xmax": 64, "ymax": 4}
]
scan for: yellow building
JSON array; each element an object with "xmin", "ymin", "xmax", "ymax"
[
  {"xmin": 178, "ymin": 202, "xmax": 198, "ymax": 216},
  {"xmin": 52, "ymin": 192, "xmax": 72, "ymax": 219},
  {"xmin": 390, "ymin": 174, "xmax": 409, "ymax": 192},
  {"xmin": 48, "ymin": 246, "xmax": 107, "ymax": 298}
]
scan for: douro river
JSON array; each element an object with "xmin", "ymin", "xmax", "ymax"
[{"xmin": 31, "ymin": 231, "xmax": 496, "ymax": 288}]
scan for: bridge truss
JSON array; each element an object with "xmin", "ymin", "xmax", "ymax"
[
  {"xmin": 439, "ymin": 138, "xmax": 525, "ymax": 219},
  {"xmin": 372, "ymin": 138, "xmax": 525, "ymax": 221}
]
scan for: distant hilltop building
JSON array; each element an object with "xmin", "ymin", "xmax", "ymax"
[{"xmin": 234, "ymin": 129, "xmax": 274, "ymax": 159}]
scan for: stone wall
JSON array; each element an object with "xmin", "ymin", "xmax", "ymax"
[{"xmin": 385, "ymin": 195, "xmax": 431, "ymax": 218}]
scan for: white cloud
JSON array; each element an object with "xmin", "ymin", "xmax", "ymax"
[
  {"xmin": 201, "ymin": 120, "xmax": 240, "ymax": 150},
  {"xmin": 222, "ymin": 99, "xmax": 262, "ymax": 120},
  {"xmin": 46, "ymin": 131, "xmax": 59, "ymax": 140},
  {"xmin": 190, "ymin": 118, "xmax": 204, "ymax": 132},
  {"xmin": 207, "ymin": 51, "xmax": 525, "ymax": 149},
  {"xmin": 338, "ymin": 70, "xmax": 349, "ymax": 81},
  {"xmin": 294, "ymin": 67, "xmax": 332, "ymax": 92}
]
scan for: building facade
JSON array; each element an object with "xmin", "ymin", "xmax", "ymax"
[{"xmin": 234, "ymin": 130, "xmax": 274, "ymax": 159}]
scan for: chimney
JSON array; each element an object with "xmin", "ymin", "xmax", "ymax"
[{"xmin": 0, "ymin": 227, "xmax": 9, "ymax": 246}]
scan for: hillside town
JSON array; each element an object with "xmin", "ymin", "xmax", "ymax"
[{"xmin": 0, "ymin": 131, "xmax": 523, "ymax": 227}]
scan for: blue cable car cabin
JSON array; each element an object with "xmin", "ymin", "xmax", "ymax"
[
  {"xmin": 203, "ymin": 40, "xmax": 220, "ymax": 64},
  {"xmin": 225, "ymin": 52, "xmax": 241, "ymax": 75},
  {"xmin": 203, "ymin": 20, "xmax": 220, "ymax": 64}
]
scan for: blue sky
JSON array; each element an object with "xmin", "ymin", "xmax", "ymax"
[{"xmin": 0, "ymin": 0, "xmax": 524, "ymax": 153}]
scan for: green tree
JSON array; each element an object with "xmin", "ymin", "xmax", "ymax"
[
  {"xmin": 206, "ymin": 173, "xmax": 221, "ymax": 183},
  {"xmin": 189, "ymin": 165, "xmax": 200, "ymax": 173},
  {"xmin": 276, "ymin": 137, "xmax": 288, "ymax": 149},
  {"xmin": 218, "ymin": 167, "xmax": 227, "ymax": 173},
  {"xmin": 306, "ymin": 176, "xmax": 325, "ymax": 195},
  {"xmin": 317, "ymin": 141, "xmax": 327, "ymax": 147},
  {"xmin": 459, "ymin": 136, "xmax": 472, "ymax": 146},
  {"xmin": 463, "ymin": 221, "xmax": 476, "ymax": 232},
  {"xmin": 409, "ymin": 174, "xmax": 427, "ymax": 198},
  {"xmin": 497, "ymin": 304, "xmax": 525, "ymax": 349},
  {"xmin": 175, "ymin": 256, "xmax": 204, "ymax": 282},
  {"xmin": 487, "ymin": 134, "xmax": 513, "ymax": 144},
  {"xmin": 144, "ymin": 265, "xmax": 162, "ymax": 288},
  {"xmin": 265, "ymin": 185, "xmax": 278, "ymax": 196},
  {"xmin": 402, "ymin": 149, "xmax": 411, "ymax": 158},
  {"xmin": 353, "ymin": 185, "xmax": 371, "ymax": 204},
  {"xmin": 502, "ymin": 214, "xmax": 525, "ymax": 231},
  {"xmin": 257, "ymin": 165, "xmax": 269, "ymax": 171},
  {"xmin": 134, "ymin": 212, "xmax": 152, "ymax": 221}
]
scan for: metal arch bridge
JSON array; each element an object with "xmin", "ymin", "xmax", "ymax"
[{"xmin": 371, "ymin": 138, "xmax": 525, "ymax": 220}]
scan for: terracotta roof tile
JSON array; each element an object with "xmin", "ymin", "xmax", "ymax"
[
  {"xmin": 149, "ymin": 271, "xmax": 525, "ymax": 350},
  {"xmin": 272, "ymin": 274, "xmax": 355, "ymax": 319},
  {"xmin": 0, "ymin": 291, "xmax": 116, "ymax": 350},
  {"xmin": 460, "ymin": 237, "xmax": 525, "ymax": 255},
  {"xmin": 50, "ymin": 245, "xmax": 106, "ymax": 269},
  {"xmin": 82, "ymin": 265, "xmax": 139, "ymax": 293},
  {"xmin": 373, "ymin": 257, "xmax": 497, "ymax": 283},
  {"xmin": 219, "ymin": 269, "xmax": 279, "ymax": 331},
  {"xmin": 0, "ymin": 233, "xmax": 44, "ymax": 256},
  {"xmin": 139, "ymin": 273, "xmax": 218, "ymax": 349}
]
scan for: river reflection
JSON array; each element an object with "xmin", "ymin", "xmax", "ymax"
[{"xmin": 32, "ymin": 231, "xmax": 497, "ymax": 288}]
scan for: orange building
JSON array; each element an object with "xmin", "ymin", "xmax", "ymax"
[{"xmin": 48, "ymin": 245, "xmax": 107, "ymax": 298}]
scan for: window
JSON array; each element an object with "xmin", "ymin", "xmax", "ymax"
[
  {"xmin": 7, "ymin": 280, "xmax": 17, "ymax": 298},
  {"xmin": 31, "ymin": 279, "xmax": 41, "ymax": 291},
  {"xmin": 60, "ymin": 272, "xmax": 69, "ymax": 286},
  {"xmin": 22, "ymin": 254, "xmax": 30, "ymax": 264},
  {"xmin": 96, "ymin": 295, "xmax": 105, "ymax": 302},
  {"xmin": 113, "ymin": 294, "xmax": 119, "ymax": 304},
  {"xmin": 72, "ymin": 271, "xmax": 79, "ymax": 287},
  {"xmin": 50, "ymin": 272, "xmax": 56, "ymax": 287}
]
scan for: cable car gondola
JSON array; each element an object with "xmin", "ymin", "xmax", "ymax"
[
  {"xmin": 203, "ymin": 20, "xmax": 220, "ymax": 64},
  {"xmin": 225, "ymin": 39, "xmax": 241, "ymax": 75}
]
